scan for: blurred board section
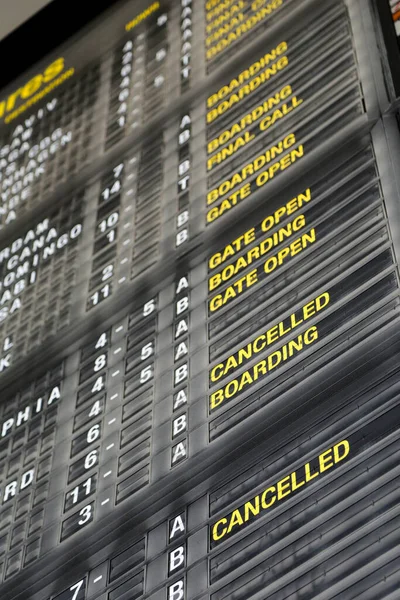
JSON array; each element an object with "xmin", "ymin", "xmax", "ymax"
[
  {"xmin": 0, "ymin": 0, "xmax": 398, "ymax": 599},
  {"xmin": 0, "ymin": 0, "xmax": 374, "ymax": 374}
]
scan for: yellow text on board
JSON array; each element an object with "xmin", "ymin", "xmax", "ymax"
[
  {"xmin": 208, "ymin": 228, "xmax": 316, "ymax": 313},
  {"xmin": 0, "ymin": 58, "xmax": 73, "ymax": 124},
  {"xmin": 211, "ymin": 440, "xmax": 350, "ymax": 543},
  {"xmin": 209, "ymin": 292, "xmax": 329, "ymax": 383},
  {"xmin": 207, "ymin": 132, "xmax": 300, "ymax": 206},
  {"xmin": 206, "ymin": 133, "xmax": 305, "ymax": 223},
  {"xmin": 206, "ymin": 42, "xmax": 288, "ymax": 122},
  {"xmin": 207, "ymin": 95, "xmax": 303, "ymax": 171},
  {"xmin": 209, "ymin": 213, "xmax": 308, "ymax": 291},
  {"xmin": 206, "ymin": 8, "xmax": 250, "ymax": 47},
  {"xmin": 125, "ymin": 1, "xmax": 160, "ymax": 31},
  {"xmin": 207, "ymin": 84, "xmax": 293, "ymax": 154},
  {"xmin": 206, "ymin": 1, "xmax": 246, "ymax": 34},
  {"xmin": 206, "ymin": 0, "xmax": 284, "ymax": 60},
  {"xmin": 206, "ymin": 0, "xmax": 246, "ymax": 17},
  {"xmin": 210, "ymin": 324, "xmax": 319, "ymax": 409},
  {"xmin": 208, "ymin": 188, "xmax": 312, "ymax": 269}
]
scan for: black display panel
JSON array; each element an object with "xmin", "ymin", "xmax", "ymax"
[
  {"xmin": 0, "ymin": 0, "xmax": 399, "ymax": 599},
  {"xmin": 374, "ymin": 0, "xmax": 400, "ymax": 98}
]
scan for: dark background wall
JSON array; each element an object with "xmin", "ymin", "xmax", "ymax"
[{"xmin": 0, "ymin": 0, "xmax": 53, "ymax": 40}]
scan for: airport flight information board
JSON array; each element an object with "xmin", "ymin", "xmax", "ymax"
[{"xmin": 0, "ymin": 0, "xmax": 400, "ymax": 599}]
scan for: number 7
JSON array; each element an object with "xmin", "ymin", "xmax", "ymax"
[{"xmin": 70, "ymin": 579, "xmax": 84, "ymax": 600}]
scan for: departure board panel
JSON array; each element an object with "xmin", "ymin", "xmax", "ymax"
[
  {"xmin": 389, "ymin": 0, "xmax": 400, "ymax": 36},
  {"xmin": 374, "ymin": 0, "xmax": 400, "ymax": 99},
  {"xmin": 0, "ymin": 0, "xmax": 369, "ymax": 373},
  {"xmin": 0, "ymin": 0, "xmax": 400, "ymax": 599}
]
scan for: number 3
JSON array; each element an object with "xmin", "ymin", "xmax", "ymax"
[{"xmin": 78, "ymin": 504, "xmax": 92, "ymax": 526}]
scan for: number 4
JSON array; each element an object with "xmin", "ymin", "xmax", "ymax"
[
  {"xmin": 70, "ymin": 579, "xmax": 84, "ymax": 600},
  {"xmin": 95, "ymin": 332, "xmax": 107, "ymax": 349},
  {"xmin": 91, "ymin": 376, "xmax": 104, "ymax": 393},
  {"xmin": 89, "ymin": 400, "xmax": 102, "ymax": 417}
]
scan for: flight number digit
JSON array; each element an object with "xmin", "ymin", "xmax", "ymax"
[
  {"xmin": 98, "ymin": 211, "xmax": 119, "ymax": 244},
  {"xmin": 95, "ymin": 332, "xmax": 108, "ymax": 350},
  {"xmin": 143, "ymin": 298, "xmax": 156, "ymax": 317},
  {"xmin": 90, "ymin": 284, "xmax": 111, "ymax": 307},
  {"xmin": 139, "ymin": 364, "xmax": 153, "ymax": 385},
  {"xmin": 91, "ymin": 374, "xmax": 105, "ymax": 394},
  {"xmin": 84, "ymin": 450, "xmax": 98, "ymax": 470},
  {"xmin": 113, "ymin": 163, "xmax": 124, "ymax": 178},
  {"xmin": 89, "ymin": 399, "xmax": 102, "ymax": 418},
  {"xmin": 68, "ymin": 477, "xmax": 94, "ymax": 506},
  {"xmin": 101, "ymin": 264, "xmax": 114, "ymax": 282},
  {"xmin": 94, "ymin": 354, "xmax": 107, "ymax": 372},
  {"xmin": 78, "ymin": 504, "xmax": 93, "ymax": 526},
  {"xmin": 54, "ymin": 578, "xmax": 86, "ymax": 600},
  {"xmin": 140, "ymin": 341, "xmax": 154, "ymax": 360},
  {"xmin": 101, "ymin": 179, "xmax": 121, "ymax": 201},
  {"xmin": 69, "ymin": 580, "xmax": 85, "ymax": 600},
  {"xmin": 87, "ymin": 424, "xmax": 100, "ymax": 444}
]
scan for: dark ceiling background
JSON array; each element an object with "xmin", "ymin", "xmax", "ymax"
[
  {"xmin": 0, "ymin": 0, "xmax": 120, "ymax": 90},
  {"xmin": 0, "ymin": 0, "xmax": 53, "ymax": 41}
]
